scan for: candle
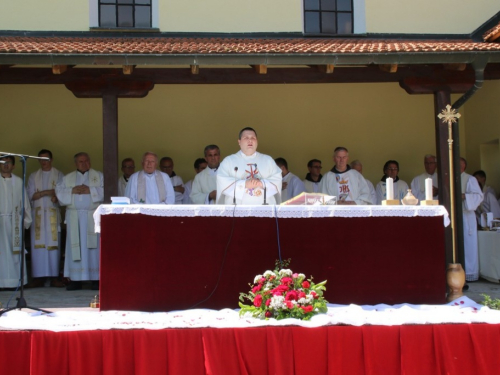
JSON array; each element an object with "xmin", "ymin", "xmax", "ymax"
[
  {"xmin": 386, "ymin": 177, "xmax": 394, "ymax": 200},
  {"xmin": 425, "ymin": 178, "xmax": 433, "ymax": 201}
]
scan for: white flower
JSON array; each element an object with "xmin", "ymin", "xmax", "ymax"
[
  {"xmin": 298, "ymin": 273, "xmax": 306, "ymax": 280},
  {"xmin": 254, "ymin": 275, "xmax": 263, "ymax": 284},
  {"xmin": 297, "ymin": 298, "xmax": 307, "ymax": 304},
  {"xmin": 263, "ymin": 270, "xmax": 275, "ymax": 278},
  {"xmin": 270, "ymin": 296, "xmax": 286, "ymax": 309},
  {"xmin": 305, "ymin": 294, "xmax": 314, "ymax": 303},
  {"xmin": 278, "ymin": 269, "xmax": 293, "ymax": 277}
]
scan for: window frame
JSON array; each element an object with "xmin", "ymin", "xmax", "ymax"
[{"xmin": 89, "ymin": 0, "xmax": 159, "ymax": 30}]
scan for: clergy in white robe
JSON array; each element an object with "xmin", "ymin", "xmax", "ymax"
[
  {"xmin": 303, "ymin": 159, "xmax": 322, "ymax": 193},
  {"xmin": 191, "ymin": 146, "xmax": 220, "ymax": 204},
  {"xmin": 56, "ymin": 153, "xmax": 103, "ymax": 286},
  {"xmin": 0, "ymin": 156, "xmax": 32, "ymax": 288},
  {"xmin": 159, "ymin": 157, "xmax": 184, "ymax": 204},
  {"xmin": 319, "ymin": 148, "xmax": 372, "ymax": 205},
  {"xmin": 460, "ymin": 158, "xmax": 484, "ymax": 282},
  {"xmin": 275, "ymin": 157, "xmax": 305, "ymax": 202},
  {"xmin": 217, "ymin": 128, "xmax": 281, "ymax": 205},
  {"xmin": 411, "ymin": 155, "xmax": 439, "ymax": 201},
  {"xmin": 350, "ymin": 160, "xmax": 376, "ymax": 205},
  {"xmin": 476, "ymin": 192, "xmax": 500, "ymax": 222},
  {"xmin": 126, "ymin": 152, "xmax": 175, "ymax": 204},
  {"xmin": 117, "ymin": 158, "xmax": 135, "ymax": 197},
  {"xmin": 375, "ymin": 160, "xmax": 409, "ymax": 204},
  {"xmin": 27, "ymin": 150, "xmax": 64, "ymax": 282}
]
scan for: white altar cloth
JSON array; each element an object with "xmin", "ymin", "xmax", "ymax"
[
  {"xmin": 94, "ymin": 204, "xmax": 450, "ymax": 233},
  {"xmin": 0, "ymin": 297, "xmax": 496, "ymax": 332}
]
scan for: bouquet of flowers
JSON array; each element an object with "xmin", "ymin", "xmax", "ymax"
[{"xmin": 239, "ymin": 259, "xmax": 328, "ymax": 320}]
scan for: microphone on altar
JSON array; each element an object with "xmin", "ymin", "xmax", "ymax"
[
  {"xmin": 254, "ymin": 163, "xmax": 268, "ymax": 205},
  {"xmin": 233, "ymin": 166, "xmax": 238, "ymax": 205}
]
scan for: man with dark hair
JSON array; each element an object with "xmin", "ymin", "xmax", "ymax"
[
  {"xmin": 319, "ymin": 147, "xmax": 371, "ymax": 205},
  {"xmin": 26, "ymin": 149, "xmax": 65, "ymax": 288},
  {"xmin": 183, "ymin": 158, "xmax": 208, "ymax": 204},
  {"xmin": 473, "ymin": 170, "xmax": 500, "ymax": 221},
  {"xmin": 0, "ymin": 155, "xmax": 32, "ymax": 289},
  {"xmin": 56, "ymin": 152, "xmax": 104, "ymax": 291},
  {"xmin": 217, "ymin": 127, "xmax": 282, "ymax": 204},
  {"xmin": 118, "ymin": 158, "xmax": 135, "ymax": 196},
  {"xmin": 275, "ymin": 157, "xmax": 305, "ymax": 202},
  {"xmin": 191, "ymin": 145, "xmax": 220, "ymax": 204},
  {"xmin": 159, "ymin": 157, "xmax": 184, "ymax": 204},
  {"xmin": 304, "ymin": 159, "xmax": 322, "ymax": 193}
]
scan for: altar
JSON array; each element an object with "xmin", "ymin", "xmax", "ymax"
[{"xmin": 94, "ymin": 204, "xmax": 449, "ymax": 311}]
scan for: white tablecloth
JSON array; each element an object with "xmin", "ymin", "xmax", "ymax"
[
  {"xmin": 479, "ymin": 230, "xmax": 500, "ymax": 283},
  {"xmin": 94, "ymin": 204, "xmax": 450, "ymax": 233}
]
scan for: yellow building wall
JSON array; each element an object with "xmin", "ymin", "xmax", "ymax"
[{"xmin": 1, "ymin": 81, "xmax": 463, "ymax": 189}]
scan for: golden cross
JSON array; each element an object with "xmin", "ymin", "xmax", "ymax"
[{"xmin": 437, "ymin": 104, "xmax": 461, "ymax": 125}]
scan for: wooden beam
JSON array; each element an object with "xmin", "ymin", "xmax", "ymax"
[
  {"xmin": 250, "ymin": 64, "xmax": 267, "ymax": 74},
  {"xmin": 443, "ymin": 63, "xmax": 467, "ymax": 71},
  {"xmin": 488, "ymin": 30, "xmax": 500, "ymax": 42},
  {"xmin": 52, "ymin": 65, "xmax": 68, "ymax": 75},
  {"xmin": 400, "ymin": 76, "xmax": 475, "ymax": 94},
  {"xmin": 317, "ymin": 64, "xmax": 335, "ymax": 74},
  {"xmin": 65, "ymin": 79, "xmax": 154, "ymax": 98},
  {"xmin": 190, "ymin": 65, "xmax": 199, "ymax": 75},
  {"xmin": 122, "ymin": 65, "xmax": 135, "ymax": 75},
  {"xmin": 0, "ymin": 65, "xmax": 14, "ymax": 69},
  {"xmin": 102, "ymin": 93, "xmax": 119, "ymax": 203},
  {"xmin": 379, "ymin": 64, "xmax": 398, "ymax": 73}
]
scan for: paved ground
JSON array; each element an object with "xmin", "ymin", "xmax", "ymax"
[{"xmin": 2, "ymin": 279, "xmax": 500, "ymax": 312}]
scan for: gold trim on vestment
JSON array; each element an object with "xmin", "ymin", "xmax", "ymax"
[{"xmin": 35, "ymin": 206, "xmax": 42, "ymax": 240}]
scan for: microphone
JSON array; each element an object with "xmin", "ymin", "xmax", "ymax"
[
  {"xmin": 233, "ymin": 167, "xmax": 238, "ymax": 205},
  {"xmin": 254, "ymin": 163, "xmax": 268, "ymax": 205}
]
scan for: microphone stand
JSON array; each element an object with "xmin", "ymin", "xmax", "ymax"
[
  {"xmin": 0, "ymin": 152, "xmax": 52, "ymax": 316},
  {"xmin": 233, "ymin": 167, "xmax": 238, "ymax": 205}
]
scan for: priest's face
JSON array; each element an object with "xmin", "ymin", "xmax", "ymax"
[
  {"xmin": 0, "ymin": 158, "xmax": 15, "ymax": 176},
  {"xmin": 121, "ymin": 160, "xmax": 135, "ymax": 178},
  {"xmin": 204, "ymin": 149, "xmax": 220, "ymax": 169},
  {"xmin": 385, "ymin": 163, "xmax": 399, "ymax": 179},
  {"xmin": 75, "ymin": 154, "xmax": 91, "ymax": 173},
  {"xmin": 333, "ymin": 150, "xmax": 349, "ymax": 172},
  {"xmin": 424, "ymin": 157, "xmax": 437, "ymax": 175},
  {"xmin": 238, "ymin": 130, "xmax": 258, "ymax": 156},
  {"xmin": 160, "ymin": 159, "xmax": 174, "ymax": 177},
  {"xmin": 308, "ymin": 162, "xmax": 322, "ymax": 178},
  {"xmin": 196, "ymin": 162, "xmax": 208, "ymax": 173},
  {"xmin": 143, "ymin": 154, "xmax": 158, "ymax": 174},
  {"xmin": 38, "ymin": 153, "xmax": 52, "ymax": 172}
]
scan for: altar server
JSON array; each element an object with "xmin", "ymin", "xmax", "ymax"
[
  {"xmin": 56, "ymin": 152, "xmax": 103, "ymax": 291},
  {"xmin": 160, "ymin": 157, "xmax": 184, "ymax": 204},
  {"xmin": 191, "ymin": 145, "xmax": 220, "ymax": 204},
  {"xmin": 275, "ymin": 157, "xmax": 305, "ymax": 202},
  {"xmin": 217, "ymin": 127, "xmax": 282, "ymax": 205},
  {"xmin": 26, "ymin": 149, "xmax": 65, "ymax": 288},
  {"xmin": 126, "ymin": 152, "xmax": 175, "ymax": 204},
  {"xmin": 319, "ymin": 147, "xmax": 371, "ymax": 205},
  {"xmin": 350, "ymin": 160, "xmax": 376, "ymax": 205},
  {"xmin": 411, "ymin": 154, "xmax": 438, "ymax": 201},
  {"xmin": 460, "ymin": 158, "xmax": 483, "ymax": 282},
  {"xmin": 183, "ymin": 158, "xmax": 207, "ymax": 204},
  {"xmin": 303, "ymin": 159, "xmax": 322, "ymax": 193},
  {"xmin": 375, "ymin": 160, "xmax": 409, "ymax": 204},
  {"xmin": 0, "ymin": 156, "xmax": 32, "ymax": 289},
  {"xmin": 117, "ymin": 158, "xmax": 135, "ymax": 196}
]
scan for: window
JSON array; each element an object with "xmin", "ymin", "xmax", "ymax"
[
  {"xmin": 304, "ymin": 0, "xmax": 354, "ymax": 35},
  {"xmin": 90, "ymin": 0, "xmax": 157, "ymax": 29}
]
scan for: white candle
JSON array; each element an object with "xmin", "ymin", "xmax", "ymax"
[
  {"xmin": 425, "ymin": 178, "xmax": 433, "ymax": 201},
  {"xmin": 386, "ymin": 177, "xmax": 394, "ymax": 200}
]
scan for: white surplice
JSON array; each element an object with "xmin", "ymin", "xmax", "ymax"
[
  {"xmin": 461, "ymin": 172, "xmax": 484, "ymax": 281},
  {"xmin": 0, "ymin": 175, "xmax": 32, "ymax": 288},
  {"xmin": 191, "ymin": 167, "xmax": 217, "ymax": 204},
  {"xmin": 303, "ymin": 179, "xmax": 321, "ymax": 193},
  {"xmin": 365, "ymin": 178, "xmax": 377, "ymax": 205},
  {"xmin": 376, "ymin": 179, "xmax": 409, "ymax": 205},
  {"xmin": 183, "ymin": 179, "xmax": 193, "ymax": 204},
  {"xmin": 476, "ymin": 192, "xmax": 500, "ymax": 223},
  {"xmin": 170, "ymin": 174, "xmax": 184, "ymax": 205},
  {"xmin": 411, "ymin": 172, "xmax": 438, "ymax": 201},
  {"xmin": 27, "ymin": 168, "xmax": 64, "ymax": 278},
  {"xmin": 216, "ymin": 151, "xmax": 282, "ymax": 205},
  {"xmin": 126, "ymin": 171, "xmax": 175, "ymax": 204},
  {"xmin": 319, "ymin": 169, "xmax": 372, "ymax": 205},
  {"xmin": 56, "ymin": 170, "xmax": 103, "ymax": 281},
  {"xmin": 281, "ymin": 172, "xmax": 305, "ymax": 202},
  {"xmin": 117, "ymin": 175, "xmax": 128, "ymax": 197}
]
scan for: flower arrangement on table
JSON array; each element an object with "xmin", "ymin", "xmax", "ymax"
[{"xmin": 239, "ymin": 259, "xmax": 328, "ymax": 320}]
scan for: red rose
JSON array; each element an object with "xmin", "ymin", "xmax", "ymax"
[
  {"xmin": 272, "ymin": 285, "xmax": 289, "ymax": 296},
  {"xmin": 281, "ymin": 277, "xmax": 293, "ymax": 286},
  {"xmin": 285, "ymin": 290, "xmax": 298, "ymax": 302},
  {"xmin": 302, "ymin": 281, "xmax": 310, "ymax": 289},
  {"xmin": 266, "ymin": 299, "xmax": 271, "ymax": 306},
  {"xmin": 252, "ymin": 284, "xmax": 262, "ymax": 294},
  {"xmin": 310, "ymin": 291, "xmax": 319, "ymax": 299},
  {"xmin": 254, "ymin": 294, "xmax": 263, "ymax": 307},
  {"xmin": 265, "ymin": 311, "xmax": 273, "ymax": 318},
  {"xmin": 259, "ymin": 277, "xmax": 266, "ymax": 284},
  {"xmin": 298, "ymin": 292, "xmax": 306, "ymax": 299},
  {"xmin": 301, "ymin": 305, "xmax": 313, "ymax": 313},
  {"xmin": 286, "ymin": 301, "xmax": 294, "ymax": 309}
]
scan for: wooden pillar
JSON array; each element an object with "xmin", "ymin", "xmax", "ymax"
[{"xmin": 103, "ymin": 93, "xmax": 118, "ymax": 203}]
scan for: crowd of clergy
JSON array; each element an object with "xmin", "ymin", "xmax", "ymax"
[{"xmin": 1, "ymin": 127, "xmax": 499, "ymax": 293}]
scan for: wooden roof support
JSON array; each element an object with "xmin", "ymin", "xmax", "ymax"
[
  {"xmin": 0, "ymin": 65, "xmax": 13, "ymax": 69},
  {"xmin": 190, "ymin": 65, "xmax": 199, "ymax": 74},
  {"xmin": 52, "ymin": 65, "xmax": 68, "ymax": 75},
  {"xmin": 317, "ymin": 64, "xmax": 335, "ymax": 74},
  {"xmin": 443, "ymin": 63, "xmax": 467, "ymax": 71},
  {"xmin": 123, "ymin": 65, "xmax": 135, "ymax": 75},
  {"xmin": 251, "ymin": 64, "xmax": 267, "ymax": 74},
  {"xmin": 379, "ymin": 64, "xmax": 398, "ymax": 73}
]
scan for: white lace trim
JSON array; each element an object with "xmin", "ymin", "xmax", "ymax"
[{"xmin": 94, "ymin": 204, "xmax": 450, "ymax": 232}]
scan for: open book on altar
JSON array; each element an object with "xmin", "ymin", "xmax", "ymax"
[{"xmin": 280, "ymin": 192, "xmax": 337, "ymax": 205}]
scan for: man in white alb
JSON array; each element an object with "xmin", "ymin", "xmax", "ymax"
[
  {"xmin": 275, "ymin": 157, "xmax": 305, "ymax": 203},
  {"xmin": 191, "ymin": 145, "xmax": 220, "ymax": 204},
  {"xmin": 183, "ymin": 158, "xmax": 208, "ymax": 204},
  {"xmin": 26, "ymin": 149, "xmax": 65, "ymax": 288},
  {"xmin": 126, "ymin": 152, "xmax": 175, "ymax": 204},
  {"xmin": 117, "ymin": 158, "xmax": 135, "ymax": 196},
  {"xmin": 410, "ymin": 154, "xmax": 438, "ymax": 202},
  {"xmin": 303, "ymin": 159, "xmax": 322, "ymax": 193},
  {"xmin": 319, "ymin": 147, "xmax": 372, "ymax": 205},
  {"xmin": 56, "ymin": 152, "xmax": 103, "ymax": 291},
  {"xmin": 473, "ymin": 170, "xmax": 500, "ymax": 221},
  {"xmin": 350, "ymin": 160, "xmax": 376, "ymax": 205},
  {"xmin": 375, "ymin": 160, "xmax": 409, "ymax": 204},
  {"xmin": 0, "ymin": 155, "xmax": 32, "ymax": 290},
  {"xmin": 160, "ymin": 157, "xmax": 184, "ymax": 204},
  {"xmin": 459, "ymin": 157, "xmax": 483, "ymax": 282},
  {"xmin": 217, "ymin": 127, "xmax": 282, "ymax": 205}
]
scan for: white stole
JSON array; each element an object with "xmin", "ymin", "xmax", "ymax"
[
  {"xmin": 10, "ymin": 178, "xmax": 23, "ymax": 254},
  {"xmin": 33, "ymin": 168, "xmax": 59, "ymax": 250},
  {"xmin": 137, "ymin": 171, "xmax": 166, "ymax": 203}
]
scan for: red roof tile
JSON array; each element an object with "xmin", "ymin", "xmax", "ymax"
[
  {"xmin": 1, "ymin": 36, "xmax": 500, "ymax": 56},
  {"xmin": 483, "ymin": 22, "xmax": 500, "ymax": 42}
]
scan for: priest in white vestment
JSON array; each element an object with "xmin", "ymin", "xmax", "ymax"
[
  {"xmin": 472, "ymin": 171, "xmax": 500, "ymax": 222},
  {"xmin": 117, "ymin": 158, "xmax": 135, "ymax": 197},
  {"xmin": 159, "ymin": 157, "xmax": 184, "ymax": 204},
  {"xmin": 472, "ymin": 170, "xmax": 497, "ymax": 200},
  {"xmin": 0, "ymin": 156, "xmax": 32, "ymax": 289},
  {"xmin": 411, "ymin": 154, "xmax": 438, "ymax": 202},
  {"xmin": 217, "ymin": 127, "xmax": 282, "ymax": 205},
  {"xmin": 26, "ymin": 149, "xmax": 65, "ymax": 288},
  {"xmin": 126, "ymin": 152, "xmax": 175, "ymax": 204},
  {"xmin": 350, "ymin": 160, "xmax": 377, "ymax": 205},
  {"xmin": 459, "ymin": 158, "xmax": 483, "ymax": 282},
  {"xmin": 319, "ymin": 147, "xmax": 372, "ymax": 205},
  {"xmin": 303, "ymin": 159, "xmax": 322, "ymax": 193},
  {"xmin": 184, "ymin": 158, "xmax": 208, "ymax": 204},
  {"xmin": 56, "ymin": 152, "xmax": 104, "ymax": 291},
  {"xmin": 275, "ymin": 157, "xmax": 305, "ymax": 202},
  {"xmin": 191, "ymin": 146, "xmax": 220, "ymax": 204},
  {"xmin": 375, "ymin": 160, "xmax": 409, "ymax": 204}
]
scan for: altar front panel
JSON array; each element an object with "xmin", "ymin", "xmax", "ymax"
[{"xmin": 99, "ymin": 208, "xmax": 446, "ymax": 311}]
